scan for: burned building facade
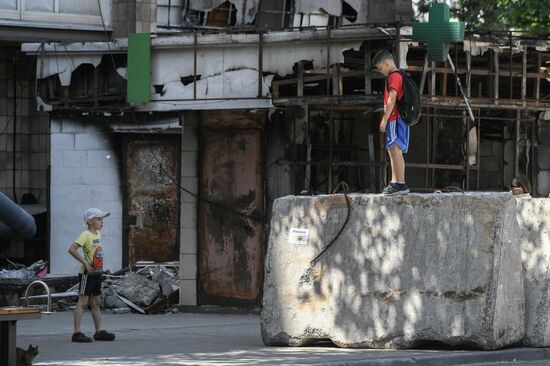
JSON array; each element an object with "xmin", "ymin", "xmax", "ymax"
[{"xmin": 2, "ymin": 0, "xmax": 549, "ymax": 307}]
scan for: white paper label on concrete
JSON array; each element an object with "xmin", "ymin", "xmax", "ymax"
[{"xmin": 289, "ymin": 228, "xmax": 309, "ymax": 245}]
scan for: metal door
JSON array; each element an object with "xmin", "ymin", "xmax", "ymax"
[
  {"xmin": 199, "ymin": 129, "xmax": 263, "ymax": 304},
  {"xmin": 124, "ymin": 136, "xmax": 180, "ymax": 265}
]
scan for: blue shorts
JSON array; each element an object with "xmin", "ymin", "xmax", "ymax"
[{"xmin": 386, "ymin": 118, "xmax": 410, "ymax": 153}]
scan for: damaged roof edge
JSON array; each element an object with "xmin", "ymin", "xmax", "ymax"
[
  {"xmin": 21, "ymin": 41, "xmax": 123, "ymax": 54},
  {"xmin": 21, "ymin": 27, "xmax": 396, "ymax": 55}
]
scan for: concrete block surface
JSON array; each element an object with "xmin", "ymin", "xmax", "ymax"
[
  {"xmin": 517, "ymin": 198, "xmax": 550, "ymax": 346},
  {"xmin": 261, "ymin": 193, "xmax": 525, "ymax": 350}
]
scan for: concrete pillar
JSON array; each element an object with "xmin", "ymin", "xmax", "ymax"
[{"xmin": 179, "ymin": 111, "xmax": 199, "ymax": 306}]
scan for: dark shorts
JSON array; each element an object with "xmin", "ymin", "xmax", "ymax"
[{"xmin": 78, "ymin": 273, "xmax": 102, "ymax": 297}]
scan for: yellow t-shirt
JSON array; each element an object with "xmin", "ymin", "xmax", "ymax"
[{"xmin": 74, "ymin": 230, "xmax": 104, "ymax": 274}]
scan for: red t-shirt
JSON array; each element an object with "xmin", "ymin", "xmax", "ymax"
[{"xmin": 384, "ymin": 71, "xmax": 404, "ymax": 121}]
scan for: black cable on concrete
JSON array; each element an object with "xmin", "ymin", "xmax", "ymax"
[{"xmin": 310, "ymin": 181, "xmax": 351, "ymax": 266}]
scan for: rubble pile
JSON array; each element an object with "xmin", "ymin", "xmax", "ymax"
[
  {"xmin": 0, "ymin": 259, "xmax": 48, "ymax": 279},
  {"xmin": 60, "ymin": 261, "xmax": 180, "ymax": 314}
]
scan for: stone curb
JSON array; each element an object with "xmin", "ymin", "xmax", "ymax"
[{"xmin": 315, "ymin": 348, "xmax": 550, "ymax": 366}]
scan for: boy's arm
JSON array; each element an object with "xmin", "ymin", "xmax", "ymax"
[
  {"xmin": 68, "ymin": 242, "xmax": 92, "ymax": 273},
  {"xmin": 380, "ymin": 89, "xmax": 398, "ymax": 133}
]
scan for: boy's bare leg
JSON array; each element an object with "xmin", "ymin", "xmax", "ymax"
[
  {"xmin": 74, "ymin": 295, "xmax": 89, "ymax": 333},
  {"xmin": 388, "ymin": 145, "xmax": 405, "ymax": 183},
  {"xmin": 388, "ymin": 148, "xmax": 397, "ymax": 183},
  {"xmin": 90, "ymin": 295, "xmax": 102, "ymax": 332}
]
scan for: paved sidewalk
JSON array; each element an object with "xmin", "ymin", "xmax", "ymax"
[{"xmin": 14, "ymin": 311, "xmax": 550, "ymax": 366}]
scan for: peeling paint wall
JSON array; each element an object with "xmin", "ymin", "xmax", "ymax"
[{"xmin": 145, "ymin": 31, "xmax": 363, "ymax": 109}]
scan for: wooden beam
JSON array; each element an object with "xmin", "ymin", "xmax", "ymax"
[
  {"xmin": 515, "ymin": 109, "xmax": 520, "ymax": 176},
  {"xmin": 522, "ymin": 45, "xmax": 527, "ymax": 107},
  {"xmin": 494, "ymin": 50, "xmax": 499, "ymax": 103},
  {"xmin": 332, "ymin": 64, "xmax": 341, "ymax": 96},
  {"xmin": 442, "ymin": 61, "xmax": 448, "ymax": 96},
  {"xmin": 430, "ymin": 61, "xmax": 436, "ymax": 99},
  {"xmin": 406, "ymin": 65, "xmax": 546, "ymax": 79},
  {"xmin": 297, "ymin": 61, "xmax": 304, "ymax": 97},
  {"xmin": 364, "ymin": 42, "xmax": 371, "ymax": 95},
  {"xmin": 466, "ymin": 51, "xmax": 471, "ymax": 98},
  {"xmin": 536, "ymin": 53, "xmax": 541, "ymax": 101}
]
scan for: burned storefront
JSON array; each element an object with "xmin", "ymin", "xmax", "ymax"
[{"xmin": 17, "ymin": 0, "xmax": 550, "ymax": 308}]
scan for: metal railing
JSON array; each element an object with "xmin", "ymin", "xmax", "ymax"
[{"xmin": 24, "ymin": 280, "xmax": 52, "ymax": 313}]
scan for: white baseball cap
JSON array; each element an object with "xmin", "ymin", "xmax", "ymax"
[{"xmin": 84, "ymin": 208, "xmax": 110, "ymax": 223}]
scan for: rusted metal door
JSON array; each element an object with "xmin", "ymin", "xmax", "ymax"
[
  {"xmin": 124, "ymin": 136, "xmax": 180, "ymax": 265},
  {"xmin": 199, "ymin": 128, "xmax": 263, "ymax": 304}
]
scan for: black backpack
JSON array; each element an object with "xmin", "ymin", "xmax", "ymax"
[{"xmin": 388, "ymin": 70, "xmax": 422, "ymax": 127}]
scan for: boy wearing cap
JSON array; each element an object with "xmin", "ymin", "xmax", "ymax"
[{"xmin": 68, "ymin": 208, "xmax": 115, "ymax": 343}]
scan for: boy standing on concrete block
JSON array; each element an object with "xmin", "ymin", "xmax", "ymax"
[
  {"xmin": 373, "ymin": 49, "xmax": 410, "ymax": 195},
  {"xmin": 68, "ymin": 208, "xmax": 115, "ymax": 342}
]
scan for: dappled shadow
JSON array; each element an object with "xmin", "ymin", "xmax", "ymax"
[
  {"xmin": 516, "ymin": 197, "xmax": 550, "ymax": 346},
  {"xmin": 262, "ymin": 192, "xmax": 525, "ymax": 350}
]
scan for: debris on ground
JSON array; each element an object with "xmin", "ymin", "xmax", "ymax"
[
  {"xmin": 43, "ymin": 261, "xmax": 180, "ymax": 314},
  {"xmin": 0, "ymin": 259, "xmax": 48, "ymax": 279}
]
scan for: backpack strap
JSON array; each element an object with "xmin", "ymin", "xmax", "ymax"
[{"xmin": 386, "ymin": 69, "xmax": 402, "ymax": 92}]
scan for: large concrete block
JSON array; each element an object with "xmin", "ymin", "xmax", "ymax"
[
  {"xmin": 538, "ymin": 171, "xmax": 550, "ymax": 197},
  {"xmin": 261, "ymin": 193, "xmax": 525, "ymax": 350},
  {"xmin": 516, "ymin": 197, "xmax": 550, "ymax": 346}
]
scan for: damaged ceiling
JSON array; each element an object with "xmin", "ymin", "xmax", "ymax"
[{"xmin": 188, "ymin": 0, "xmax": 259, "ymax": 25}]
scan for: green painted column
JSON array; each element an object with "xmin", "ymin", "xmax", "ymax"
[{"xmin": 127, "ymin": 32, "xmax": 151, "ymax": 104}]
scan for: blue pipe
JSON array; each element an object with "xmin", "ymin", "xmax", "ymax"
[{"xmin": 0, "ymin": 192, "xmax": 37, "ymax": 239}]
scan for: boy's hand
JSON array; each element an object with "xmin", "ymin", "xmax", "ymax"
[
  {"xmin": 379, "ymin": 120, "xmax": 387, "ymax": 133},
  {"xmin": 85, "ymin": 263, "xmax": 93, "ymax": 274}
]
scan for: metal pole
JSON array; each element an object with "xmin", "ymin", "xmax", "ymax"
[
  {"xmin": 447, "ymin": 54, "xmax": 475, "ymax": 123},
  {"xmin": 509, "ymin": 31, "xmax": 513, "ymax": 99},
  {"xmin": 193, "ymin": 30, "xmax": 197, "ymax": 99},
  {"xmin": 515, "ymin": 109, "xmax": 520, "ymax": 177},
  {"xmin": 329, "ymin": 105, "xmax": 334, "ymax": 193},
  {"xmin": 477, "ymin": 109, "xmax": 481, "ymax": 190},
  {"xmin": 425, "ymin": 107, "xmax": 430, "ymax": 191},
  {"xmin": 493, "ymin": 50, "xmax": 499, "ymax": 103},
  {"xmin": 522, "ymin": 45, "xmax": 527, "ymax": 107},
  {"xmin": 419, "ymin": 53, "xmax": 429, "ymax": 96},
  {"xmin": 292, "ymin": 109, "xmax": 297, "ymax": 194},
  {"xmin": 257, "ymin": 31, "xmax": 264, "ymax": 98},
  {"xmin": 464, "ymin": 110, "xmax": 470, "ymax": 190},
  {"xmin": 395, "ymin": 21, "xmax": 401, "ymax": 68},
  {"xmin": 12, "ymin": 57, "xmax": 17, "ymax": 203},
  {"xmin": 326, "ymin": 27, "xmax": 331, "ymax": 96}
]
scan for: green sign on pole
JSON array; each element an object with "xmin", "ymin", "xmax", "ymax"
[
  {"xmin": 412, "ymin": 3, "xmax": 465, "ymax": 62},
  {"xmin": 127, "ymin": 33, "xmax": 151, "ymax": 104}
]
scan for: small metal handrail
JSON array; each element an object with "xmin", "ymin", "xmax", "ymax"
[{"xmin": 24, "ymin": 280, "xmax": 52, "ymax": 313}]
